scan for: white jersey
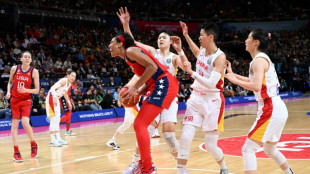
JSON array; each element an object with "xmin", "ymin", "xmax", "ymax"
[
  {"xmin": 154, "ymin": 49, "xmax": 177, "ymax": 76},
  {"xmin": 249, "ymin": 52, "xmax": 280, "ymax": 101},
  {"xmin": 191, "ymin": 48, "xmax": 225, "ymax": 93},
  {"xmin": 49, "ymin": 78, "xmax": 71, "ymax": 98}
]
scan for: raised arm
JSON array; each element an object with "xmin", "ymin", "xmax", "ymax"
[
  {"xmin": 180, "ymin": 21, "xmax": 200, "ymax": 58},
  {"xmin": 117, "ymin": 7, "xmax": 156, "ymax": 55},
  {"xmin": 226, "ymin": 60, "xmax": 250, "ymax": 82},
  {"xmin": 171, "ymin": 36, "xmax": 189, "ymax": 71}
]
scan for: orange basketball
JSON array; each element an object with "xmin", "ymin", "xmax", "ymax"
[{"xmin": 119, "ymin": 87, "xmax": 140, "ymax": 107}]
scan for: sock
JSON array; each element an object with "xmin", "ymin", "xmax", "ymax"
[
  {"xmin": 66, "ymin": 127, "xmax": 70, "ymax": 132},
  {"xmin": 56, "ymin": 133, "xmax": 61, "ymax": 140},
  {"xmin": 284, "ymin": 168, "xmax": 294, "ymax": 174},
  {"xmin": 31, "ymin": 140, "xmax": 36, "ymax": 146},
  {"xmin": 219, "ymin": 160, "xmax": 228, "ymax": 169},
  {"xmin": 50, "ymin": 134, "xmax": 56, "ymax": 142},
  {"xmin": 132, "ymin": 152, "xmax": 141, "ymax": 164},
  {"xmin": 111, "ymin": 136, "xmax": 116, "ymax": 143},
  {"xmin": 177, "ymin": 164, "xmax": 186, "ymax": 174},
  {"xmin": 14, "ymin": 146, "xmax": 19, "ymax": 153}
]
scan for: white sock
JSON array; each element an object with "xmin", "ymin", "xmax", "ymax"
[
  {"xmin": 132, "ymin": 152, "xmax": 140, "ymax": 164},
  {"xmin": 50, "ymin": 134, "xmax": 56, "ymax": 142},
  {"xmin": 56, "ymin": 133, "xmax": 61, "ymax": 141},
  {"xmin": 177, "ymin": 164, "xmax": 186, "ymax": 174},
  {"xmin": 284, "ymin": 168, "xmax": 294, "ymax": 174},
  {"xmin": 219, "ymin": 161, "xmax": 228, "ymax": 169},
  {"xmin": 111, "ymin": 136, "xmax": 116, "ymax": 143}
]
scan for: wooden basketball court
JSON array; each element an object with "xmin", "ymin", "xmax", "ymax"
[{"xmin": 1, "ymin": 97, "xmax": 309, "ymax": 174}]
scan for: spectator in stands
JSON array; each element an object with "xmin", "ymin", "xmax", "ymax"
[
  {"xmin": 1, "ymin": 69, "xmax": 10, "ymax": 78},
  {"xmin": 98, "ymin": 85, "xmax": 106, "ymax": 98},
  {"xmin": 113, "ymin": 87, "xmax": 120, "ymax": 103},
  {"xmin": 48, "ymin": 68, "xmax": 58, "ymax": 80},
  {"xmin": 235, "ymin": 86, "xmax": 248, "ymax": 96},
  {"xmin": 29, "ymin": 34, "xmax": 39, "ymax": 45},
  {"xmin": 177, "ymin": 84, "xmax": 186, "ymax": 102},
  {"xmin": 103, "ymin": 89, "xmax": 113, "ymax": 109},
  {"xmin": 82, "ymin": 88, "xmax": 98, "ymax": 110},
  {"xmin": 54, "ymin": 57, "xmax": 63, "ymax": 71},
  {"xmin": 13, "ymin": 45, "xmax": 21, "ymax": 57},
  {"xmin": 0, "ymin": 90, "xmax": 10, "ymax": 119},
  {"xmin": 72, "ymin": 62, "xmax": 78, "ymax": 72},
  {"xmin": 76, "ymin": 79, "xmax": 83, "ymax": 89},
  {"xmin": 31, "ymin": 90, "xmax": 47, "ymax": 116},
  {"xmin": 93, "ymin": 89, "xmax": 103, "ymax": 110},
  {"xmin": 76, "ymin": 69, "xmax": 83, "ymax": 80},
  {"xmin": 63, "ymin": 56, "xmax": 72, "ymax": 70},
  {"xmin": 87, "ymin": 69, "xmax": 95, "ymax": 79},
  {"xmin": 105, "ymin": 76, "xmax": 116, "ymax": 87},
  {"xmin": 37, "ymin": 49, "xmax": 46, "ymax": 63},
  {"xmin": 77, "ymin": 49, "xmax": 85, "ymax": 63},
  {"xmin": 225, "ymin": 82, "xmax": 235, "ymax": 97},
  {"xmin": 46, "ymin": 55, "xmax": 54, "ymax": 69},
  {"xmin": 71, "ymin": 88, "xmax": 90, "ymax": 111},
  {"xmin": 79, "ymin": 63, "xmax": 87, "ymax": 75}
]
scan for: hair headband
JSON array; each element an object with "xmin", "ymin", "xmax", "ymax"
[{"xmin": 117, "ymin": 35, "xmax": 125, "ymax": 44}]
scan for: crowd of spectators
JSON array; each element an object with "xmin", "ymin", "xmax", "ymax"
[
  {"xmin": 0, "ymin": 1, "xmax": 309, "ymax": 118},
  {"xmin": 6, "ymin": 0, "xmax": 309, "ymax": 22}
]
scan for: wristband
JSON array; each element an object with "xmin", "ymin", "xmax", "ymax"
[{"xmin": 177, "ymin": 50, "xmax": 185, "ymax": 56}]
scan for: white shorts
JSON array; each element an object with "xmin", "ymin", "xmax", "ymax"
[
  {"xmin": 46, "ymin": 93, "xmax": 61, "ymax": 118},
  {"xmin": 248, "ymin": 96, "xmax": 288, "ymax": 143},
  {"xmin": 182, "ymin": 91, "xmax": 225, "ymax": 131},
  {"xmin": 124, "ymin": 104, "xmax": 140, "ymax": 124},
  {"xmin": 154, "ymin": 97, "xmax": 178, "ymax": 124}
]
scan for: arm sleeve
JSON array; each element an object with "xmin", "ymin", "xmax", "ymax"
[{"xmin": 191, "ymin": 71, "xmax": 222, "ymax": 89}]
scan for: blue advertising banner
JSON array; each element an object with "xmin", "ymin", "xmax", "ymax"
[{"xmin": 115, "ymin": 107, "xmax": 125, "ymax": 118}]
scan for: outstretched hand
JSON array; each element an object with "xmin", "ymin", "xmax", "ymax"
[
  {"xmin": 226, "ymin": 60, "xmax": 233, "ymax": 73},
  {"xmin": 180, "ymin": 21, "xmax": 188, "ymax": 36},
  {"xmin": 171, "ymin": 36, "xmax": 182, "ymax": 52},
  {"xmin": 183, "ymin": 61, "xmax": 193, "ymax": 75},
  {"xmin": 116, "ymin": 7, "xmax": 130, "ymax": 25}
]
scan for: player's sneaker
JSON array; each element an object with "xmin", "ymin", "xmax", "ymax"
[
  {"xmin": 13, "ymin": 152, "xmax": 23, "ymax": 162},
  {"xmin": 151, "ymin": 130, "xmax": 160, "ymax": 138},
  {"xmin": 31, "ymin": 143, "xmax": 38, "ymax": 158},
  {"xmin": 106, "ymin": 140, "xmax": 120, "ymax": 150},
  {"xmin": 58, "ymin": 139, "xmax": 68, "ymax": 145},
  {"xmin": 141, "ymin": 163, "xmax": 156, "ymax": 174},
  {"xmin": 220, "ymin": 169, "xmax": 229, "ymax": 174},
  {"xmin": 65, "ymin": 130, "xmax": 76, "ymax": 136},
  {"xmin": 50, "ymin": 140, "xmax": 62, "ymax": 147},
  {"xmin": 133, "ymin": 160, "xmax": 143, "ymax": 174},
  {"xmin": 124, "ymin": 162, "xmax": 137, "ymax": 174}
]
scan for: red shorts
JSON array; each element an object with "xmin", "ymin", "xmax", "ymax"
[{"xmin": 11, "ymin": 97, "xmax": 32, "ymax": 119}]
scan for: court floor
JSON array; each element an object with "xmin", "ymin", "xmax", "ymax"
[{"xmin": 0, "ymin": 97, "xmax": 309, "ymax": 174}]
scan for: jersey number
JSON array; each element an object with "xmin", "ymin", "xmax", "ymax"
[{"xmin": 17, "ymin": 81, "xmax": 25, "ymax": 88}]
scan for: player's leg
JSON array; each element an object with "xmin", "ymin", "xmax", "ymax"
[{"xmin": 11, "ymin": 99, "xmax": 23, "ymax": 162}]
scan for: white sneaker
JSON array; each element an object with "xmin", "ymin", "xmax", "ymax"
[
  {"xmin": 50, "ymin": 140, "xmax": 62, "ymax": 147},
  {"xmin": 220, "ymin": 169, "xmax": 229, "ymax": 174},
  {"xmin": 106, "ymin": 140, "xmax": 120, "ymax": 150},
  {"xmin": 65, "ymin": 130, "xmax": 77, "ymax": 136},
  {"xmin": 58, "ymin": 139, "xmax": 68, "ymax": 145},
  {"xmin": 151, "ymin": 129, "xmax": 160, "ymax": 138},
  {"xmin": 123, "ymin": 162, "xmax": 137, "ymax": 174}
]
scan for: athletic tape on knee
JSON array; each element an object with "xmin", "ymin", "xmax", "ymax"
[
  {"xmin": 263, "ymin": 143, "xmax": 287, "ymax": 166},
  {"xmin": 204, "ymin": 132, "xmax": 223, "ymax": 161},
  {"xmin": 163, "ymin": 132, "xmax": 179, "ymax": 153},
  {"xmin": 242, "ymin": 138, "xmax": 261, "ymax": 171},
  {"xmin": 117, "ymin": 121, "xmax": 132, "ymax": 134},
  {"xmin": 178, "ymin": 125, "xmax": 196, "ymax": 160},
  {"xmin": 147, "ymin": 125, "xmax": 155, "ymax": 136}
]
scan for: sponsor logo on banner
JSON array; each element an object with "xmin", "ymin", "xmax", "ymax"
[{"xmin": 199, "ymin": 133, "xmax": 310, "ymax": 159}]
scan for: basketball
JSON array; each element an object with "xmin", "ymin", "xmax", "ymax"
[{"xmin": 119, "ymin": 87, "xmax": 140, "ymax": 107}]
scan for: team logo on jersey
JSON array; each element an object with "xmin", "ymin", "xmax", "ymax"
[
  {"xmin": 207, "ymin": 58, "xmax": 212, "ymax": 65},
  {"xmin": 199, "ymin": 133, "xmax": 310, "ymax": 159},
  {"xmin": 166, "ymin": 58, "xmax": 172, "ymax": 63},
  {"xmin": 28, "ymin": 73, "xmax": 30, "ymax": 76}
]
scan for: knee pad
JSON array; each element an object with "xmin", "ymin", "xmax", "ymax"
[
  {"xmin": 117, "ymin": 121, "xmax": 132, "ymax": 134},
  {"xmin": 263, "ymin": 143, "xmax": 287, "ymax": 166},
  {"xmin": 147, "ymin": 125, "xmax": 155, "ymax": 136},
  {"xmin": 204, "ymin": 131, "xmax": 223, "ymax": 161},
  {"xmin": 242, "ymin": 138, "xmax": 261, "ymax": 171},
  {"xmin": 49, "ymin": 115, "xmax": 60, "ymax": 131},
  {"xmin": 163, "ymin": 132, "xmax": 179, "ymax": 153},
  {"xmin": 178, "ymin": 125, "xmax": 196, "ymax": 160}
]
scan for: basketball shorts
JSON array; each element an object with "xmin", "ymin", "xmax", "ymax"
[
  {"xmin": 11, "ymin": 97, "xmax": 32, "ymax": 119},
  {"xmin": 154, "ymin": 97, "xmax": 178, "ymax": 124}
]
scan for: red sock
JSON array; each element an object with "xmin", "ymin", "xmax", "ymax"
[
  {"xmin": 66, "ymin": 127, "xmax": 70, "ymax": 132},
  {"xmin": 31, "ymin": 140, "xmax": 36, "ymax": 146},
  {"xmin": 14, "ymin": 146, "xmax": 19, "ymax": 153}
]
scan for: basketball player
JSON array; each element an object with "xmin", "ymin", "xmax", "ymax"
[
  {"xmin": 6, "ymin": 51, "xmax": 39, "ymax": 162},
  {"xmin": 117, "ymin": 8, "xmax": 186, "ymax": 173},
  {"xmin": 107, "ymin": 76, "xmax": 140, "ymax": 150},
  {"xmin": 46, "ymin": 70, "xmax": 76, "ymax": 147},
  {"xmin": 109, "ymin": 32, "xmax": 179, "ymax": 174},
  {"xmin": 175, "ymin": 21, "xmax": 229, "ymax": 174},
  {"xmin": 225, "ymin": 29, "xmax": 294, "ymax": 174}
]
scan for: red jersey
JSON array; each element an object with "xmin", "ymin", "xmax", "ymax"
[
  {"xmin": 124, "ymin": 45, "xmax": 170, "ymax": 86},
  {"xmin": 11, "ymin": 65, "xmax": 34, "ymax": 100}
]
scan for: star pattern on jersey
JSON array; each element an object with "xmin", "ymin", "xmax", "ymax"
[
  {"xmin": 159, "ymin": 84, "xmax": 164, "ymax": 89},
  {"xmin": 157, "ymin": 90, "xmax": 162, "ymax": 96},
  {"xmin": 159, "ymin": 79, "xmax": 164, "ymax": 84}
]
